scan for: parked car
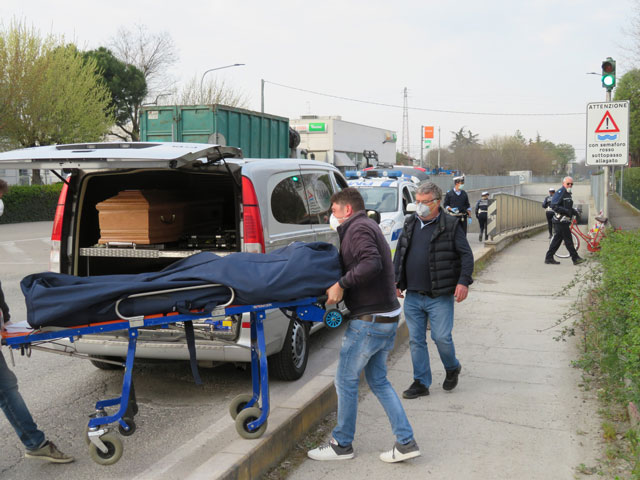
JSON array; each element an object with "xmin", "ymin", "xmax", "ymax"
[
  {"xmin": 0, "ymin": 142, "xmax": 349, "ymax": 380},
  {"xmin": 346, "ymin": 172, "xmax": 418, "ymax": 255}
]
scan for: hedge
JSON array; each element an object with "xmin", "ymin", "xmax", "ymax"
[
  {"xmin": 0, "ymin": 183, "xmax": 64, "ymax": 224},
  {"xmin": 578, "ymin": 230, "xmax": 640, "ymax": 406}
]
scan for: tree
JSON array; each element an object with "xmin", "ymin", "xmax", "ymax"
[
  {"xmin": 83, "ymin": 47, "xmax": 147, "ymax": 141},
  {"xmin": 109, "ymin": 24, "xmax": 177, "ymax": 98},
  {"xmin": 174, "ymin": 76, "xmax": 248, "ymax": 108},
  {"xmin": 449, "ymin": 127, "xmax": 480, "ymax": 151},
  {"xmin": 614, "ymin": 69, "xmax": 640, "ymax": 165},
  {"xmin": 108, "ymin": 25, "xmax": 177, "ymax": 140},
  {"xmin": 449, "ymin": 127, "xmax": 481, "ymax": 173},
  {"xmin": 0, "ymin": 21, "xmax": 113, "ymax": 182}
]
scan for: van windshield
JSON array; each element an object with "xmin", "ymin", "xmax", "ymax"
[{"xmin": 356, "ymin": 187, "xmax": 398, "ymax": 213}]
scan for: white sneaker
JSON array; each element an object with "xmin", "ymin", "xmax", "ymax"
[
  {"xmin": 380, "ymin": 440, "xmax": 421, "ymax": 463},
  {"xmin": 307, "ymin": 437, "xmax": 354, "ymax": 461}
]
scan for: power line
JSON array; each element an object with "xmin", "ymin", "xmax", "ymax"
[{"xmin": 265, "ymin": 80, "xmax": 586, "ymax": 117}]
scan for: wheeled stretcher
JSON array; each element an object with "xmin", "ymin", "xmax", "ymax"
[{"xmin": 1, "ymin": 284, "xmax": 343, "ymax": 465}]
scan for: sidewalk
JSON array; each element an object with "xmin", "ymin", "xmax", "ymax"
[
  {"xmin": 608, "ymin": 194, "xmax": 640, "ymax": 231},
  {"xmin": 288, "ymin": 231, "xmax": 602, "ymax": 479}
]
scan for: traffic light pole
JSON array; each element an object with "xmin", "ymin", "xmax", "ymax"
[{"xmin": 603, "ymin": 89, "xmax": 611, "ymax": 217}]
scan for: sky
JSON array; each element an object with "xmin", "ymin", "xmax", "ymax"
[{"xmin": 1, "ymin": 0, "xmax": 635, "ymax": 162}]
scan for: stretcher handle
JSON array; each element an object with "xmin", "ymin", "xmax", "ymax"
[{"xmin": 114, "ymin": 284, "xmax": 235, "ymax": 322}]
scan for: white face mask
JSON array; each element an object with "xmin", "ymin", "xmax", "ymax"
[
  {"xmin": 457, "ymin": 184, "xmax": 464, "ymax": 190},
  {"xmin": 0, "ymin": 199, "xmax": 4, "ymax": 217},
  {"xmin": 566, "ymin": 187, "xmax": 572, "ymax": 193},
  {"xmin": 329, "ymin": 213, "xmax": 342, "ymax": 231},
  {"xmin": 416, "ymin": 202, "xmax": 431, "ymax": 218}
]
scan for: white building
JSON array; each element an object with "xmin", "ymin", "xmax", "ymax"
[{"xmin": 291, "ymin": 116, "xmax": 397, "ymax": 171}]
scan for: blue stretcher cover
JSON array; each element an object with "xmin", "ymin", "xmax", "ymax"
[{"xmin": 20, "ymin": 242, "xmax": 341, "ymax": 328}]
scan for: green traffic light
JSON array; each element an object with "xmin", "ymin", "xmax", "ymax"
[
  {"xmin": 601, "ymin": 57, "xmax": 616, "ymax": 90},
  {"xmin": 602, "ymin": 74, "xmax": 615, "ymax": 87}
]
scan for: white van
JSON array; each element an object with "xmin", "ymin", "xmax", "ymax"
[{"xmin": 0, "ymin": 142, "xmax": 348, "ymax": 380}]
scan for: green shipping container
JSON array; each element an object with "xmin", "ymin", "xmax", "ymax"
[{"xmin": 139, "ymin": 105, "xmax": 290, "ymax": 158}]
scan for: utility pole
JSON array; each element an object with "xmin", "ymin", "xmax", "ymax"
[
  {"xmin": 401, "ymin": 87, "xmax": 410, "ymax": 161},
  {"xmin": 437, "ymin": 126, "xmax": 441, "ymax": 170},
  {"xmin": 261, "ymin": 79, "xmax": 265, "ymax": 113},
  {"xmin": 420, "ymin": 125, "xmax": 424, "ymax": 168}
]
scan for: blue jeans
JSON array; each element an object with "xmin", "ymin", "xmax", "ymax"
[
  {"xmin": 0, "ymin": 351, "xmax": 46, "ymax": 450},
  {"xmin": 404, "ymin": 291, "xmax": 459, "ymax": 388},
  {"xmin": 332, "ymin": 318, "xmax": 414, "ymax": 447}
]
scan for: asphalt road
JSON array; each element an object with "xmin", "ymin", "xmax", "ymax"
[{"xmin": 0, "ymin": 222, "xmax": 345, "ymax": 479}]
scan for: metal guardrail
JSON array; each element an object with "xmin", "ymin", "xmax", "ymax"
[{"xmin": 486, "ymin": 193, "xmax": 546, "ymax": 238}]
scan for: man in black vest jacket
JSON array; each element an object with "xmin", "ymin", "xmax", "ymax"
[
  {"xmin": 307, "ymin": 188, "xmax": 420, "ymax": 463},
  {"xmin": 544, "ymin": 177, "xmax": 585, "ymax": 265},
  {"xmin": 394, "ymin": 182, "xmax": 474, "ymax": 399}
]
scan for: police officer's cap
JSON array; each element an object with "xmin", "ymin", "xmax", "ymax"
[
  {"xmin": 453, "ymin": 176, "xmax": 464, "ymax": 183},
  {"xmin": 481, "ymin": 191, "xmax": 489, "ymax": 196},
  {"xmin": 549, "ymin": 188, "xmax": 555, "ymax": 192}
]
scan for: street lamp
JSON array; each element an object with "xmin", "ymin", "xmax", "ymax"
[{"xmin": 200, "ymin": 63, "xmax": 245, "ymax": 91}]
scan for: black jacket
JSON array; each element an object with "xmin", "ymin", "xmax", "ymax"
[
  {"xmin": 550, "ymin": 187, "xmax": 578, "ymax": 223},
  {"xmin": 336, "ymin": 210, "xmax": 400, "ymax": 316},
  {"xmin": 0, "ymin": 281, "xmax": 10, "ymax": 323},
  {"xmin": 475, "ymin": 198, "xmax": 489, "ymax": 218},
  {"xmin": 443, "ymin": 189, "xmax": 470, "ymax": 215},
  {"xmin": 394, "ymin": 209, "xmax": 474, "ymax": 296}
]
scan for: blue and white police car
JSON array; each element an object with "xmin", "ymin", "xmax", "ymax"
[{"xmin": 346, "ymin": 170, "xmax": 418, "ymax": 256}]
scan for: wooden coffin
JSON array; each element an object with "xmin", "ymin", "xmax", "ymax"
[{"xmin": 96, "ymin": 190, "xmax": 186, "ymax": 244}]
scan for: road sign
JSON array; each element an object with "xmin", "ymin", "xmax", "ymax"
[
  {"xmin": 585, "ymin": 101, "xmax": 629, "ymax": 166},
  {"xmin": 423, "ymin": 126, "xmax": 434, "ymax": 139}
]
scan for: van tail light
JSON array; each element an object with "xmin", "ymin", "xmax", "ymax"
[
  {"xmin": 241, "ymin": 176, "xmax": 265, "ymax": 253},
  {"xmin": 49, "ymin": 181, "xmax": 69, "ymax": 272}
]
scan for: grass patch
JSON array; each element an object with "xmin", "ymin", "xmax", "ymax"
[{"xmin": 557, "ymin": 229, "xmax": 640, "ymax": 479}]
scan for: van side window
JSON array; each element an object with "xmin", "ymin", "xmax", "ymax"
[
  {"xmin": 271, "ymin": 175, "xmax": 312, "ymax": 224},
  {"xmin": 333, "ymin": 172, "xmax": 348, "ymax": 190},
  {"xmin": 301, "ymin": 172, "xmax": 333, "ymax": 224},
  {"xmin": 402, "ymin": 187, "xmax": 413, "ymax": 214}
]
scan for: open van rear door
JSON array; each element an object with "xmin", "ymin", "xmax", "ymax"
[{"xmin": 0, "ymin": 142, "xmax": 242, "ymax": 170}]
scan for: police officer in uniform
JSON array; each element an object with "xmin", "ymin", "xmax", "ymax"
[
  {"xmin": 544, "ymin": 177, "xmax": 585, "ymax": 265},
  {"xmin": 542, "ymin": 188, "xmax": 555, "ymax": 239},
  {"xmin": 443, "ymin": 176, "xmax": 471, "ymax": 234},
  {"xmin": 475, "ymin": 191, "xmax": 490, "ymax": 241}
]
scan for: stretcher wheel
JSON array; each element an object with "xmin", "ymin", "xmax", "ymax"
[
  {"xmin": 88, "ymin": 433, "xmax": 123, "ymax": 465},
  {"xmin": 323, "ymin": 309, "xmax": 343, "ymax": 329},
  {"xmin": 235, "ymin": 407, "xmax": 267, "ymax": 439},
  {"xmin": 118, "ymin": 417, "xmax": 136, "ymax": 436},
  {"xmin": 229, "ymin": 393, "xmax": 254, "ymax": 420}
]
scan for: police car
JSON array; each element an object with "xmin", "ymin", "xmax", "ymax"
[{"xmin": 346, "ymin": 170, "xmax": 418, "ymax": 255}]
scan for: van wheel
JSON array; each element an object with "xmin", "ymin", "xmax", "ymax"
[
  {"xmin": 269, "ymin": 318, "xmax": 309, "ymax": 381},
  {"xmin": 89, "ymin": 356, "xmax": 124, "ymax": 370}
]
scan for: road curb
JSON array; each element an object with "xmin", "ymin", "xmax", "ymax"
[{"xmin": 209, "ymin": 246, "xmax": 495, "ymax": 480}]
